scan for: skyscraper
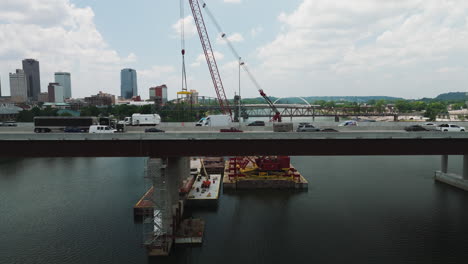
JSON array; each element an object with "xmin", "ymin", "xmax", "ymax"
[
  {"xmin": 120, "ymin": 68, "xmax": 137, "ymax": 99},
  {"xmin": 22, "ymin": 59, "xmax": 41, "ymax": 100},
  {"xmin": 48, "ymin": 83, "xmax": 64, "ymax": 103},
  {"xmin": 9, "ymin": 69, "xmax": 28, "ymax": 102},
  {"xmin": 54, "ymin": 72, "xmax": 71, "ymax": 99}
]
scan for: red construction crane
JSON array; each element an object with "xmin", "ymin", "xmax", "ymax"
[
  {"xmin": 192, "ymin": 0, "xmax": 282, "ymax": 122},
  {"xmin": 188, "ymin": 0, "xmax": 232, "ymax": 119}
]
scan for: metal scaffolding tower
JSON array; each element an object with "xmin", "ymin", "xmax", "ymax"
[{"xmin": 143, "ymin": 158, "xmax": 173, "ymax": 255}]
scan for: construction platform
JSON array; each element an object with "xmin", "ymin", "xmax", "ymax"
[
  {"xmin": 175, "ymin": 218, "xmax": 205, "ymax": 244},
  {"xmin": 202, "ymin": 157, "xmax": 225, "ymax": 174},
  {"xmin": 146, "ymin": 241, "xmax": 173, "ymax": 257},
  {"xmin": 223, "ymin": 157, "xmax": 308, "ymax": 190},
  {"xmin": 187, "ymin": 174, "xmax": 221, "ymax": 206},
  {"xmin": 133, "ymin": 186, "xmax": 154, "ymax": 216}
]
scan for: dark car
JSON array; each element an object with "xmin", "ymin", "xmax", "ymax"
[
  {"xmin": 145, "ymin": 128, "xmax": 165, "ymax": 133},
  {"xmin": 64, "ymin": 127, "xmax": 85, "ymax": 133},
  {"xmin": 220, "ymin": 127, "xmax": 243, "ymax": 132},
  {"xmin": 320, "ymin": 128, "xmax": 339, "ymax": 132},
  {"xmin": 296, "ymin": 124, "xmax": 320, "ymax": 132},
  {"xmin": 404, "ymin": 125, "xmax": 429, "ymax": 132},
  {"xmin": 247, "ymin": 121, "xmax": 265, "ymax": 126}
]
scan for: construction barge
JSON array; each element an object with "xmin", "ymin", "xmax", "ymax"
[{"xmin": 223, "ymin": 156, "xmax": 308, "ymax": 190}]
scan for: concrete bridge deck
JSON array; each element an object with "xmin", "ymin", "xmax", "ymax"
[{"xmin": 1, "ymin": 132, "xmax": 468, "ymax": 157}]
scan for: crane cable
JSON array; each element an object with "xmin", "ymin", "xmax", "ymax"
[
  {"xmin": 199, "ymin": 1, "xmax": 264, "ymax": 93},
  {"xmin": 180, "ymin": 0, "xmax": 188, "ymax": 92},
  {"xmin": 199, "ymin": 0, "xmax": 281, "ymax": 120}
]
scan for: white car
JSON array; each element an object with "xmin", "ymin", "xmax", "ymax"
[
  {"xmin": 338, "ymin": 120, "xmax": 358, "ymax": 127},
  {"xmin": 437, "ymin": 124, "xmax": 465, "ymax": 132}
]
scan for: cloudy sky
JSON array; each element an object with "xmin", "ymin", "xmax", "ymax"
[{"xmin": 1, "ymin": 0, "xmax": 468, "ymax": 100}]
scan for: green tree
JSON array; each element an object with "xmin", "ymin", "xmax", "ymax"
[
  {"xmin": 395, "ymin": 100, "xmax": 411, "ymax": 113},
  {"xmin": 16, "ymin": 110, "xmax": 34, "ymax": 122},
  {"xmin": 411, "ymin": 101, "xmax": 427, "ymax": 111},
  {"xmin": 424, "ymin": 102, "xmax": 447, "ymax": 121},
  {"xmin": 375, "ymin": 100, "xmax": 385, "ymax": 113},
  {"xmin": 59, "ymin": 112, "xmax": 73, "ymax": 117}
]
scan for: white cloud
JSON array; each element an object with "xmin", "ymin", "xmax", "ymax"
[
  {"xmin": 0, "ymin": 0, "xmax": 175, "ymax": 99},
  {"xmin": 191, "ymin": 51, "xmax": 225, "ymax": 67},
  {"xmin": 172, "ymin": 15, "xmax": 197, "ymax": 39},
  {"xmin": 254, "ymin": 0, "xmax": 468, "ymax": 98},
  {"xmin": 224, "ymin": 0, "xmax": 242, "ymax": 3},
  {"xmin": 250, "ymin": 26, "xmax": 263, "ymax": 37}
]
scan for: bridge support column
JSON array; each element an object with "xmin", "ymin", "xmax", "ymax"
[
  {"xmin": 463, "ymin": 155, "xmax": 468, "ymax": 180},
  {"xmin": 334, "ymin": 116, "xmax": 339, "ymax": 122},
  {"xmin": 441, "ymin": 155, "xmax": 448, "ymax": 173},
  {"xmin": 143, "ymin": 157, "xmax": 189, "ymax": 256},
  {"xmin": 435, "ymin": 155, "xmax": 468, "ymax": 192}
]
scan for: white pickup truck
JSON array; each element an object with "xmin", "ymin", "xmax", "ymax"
[{"xmin": 437, "ymin": 124, "xmax": 466, "ymax": 132}]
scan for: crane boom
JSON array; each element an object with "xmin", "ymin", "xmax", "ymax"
[
  {"xmin": 198, "ymin": 0, "xmax": 281, "ymax": 122},
  {"xmin": 188, "ymin": 0, "xmax": 232, "ymax": 118}
]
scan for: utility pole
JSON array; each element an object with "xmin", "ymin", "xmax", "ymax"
[{"xmin": 238, "ymin": 57, "xmax": 244, "ymax": 125}]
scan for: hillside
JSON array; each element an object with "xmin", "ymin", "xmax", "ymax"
[{"xmin": 434, "ymin": 92, "xmax": 467, "ymax": 101}]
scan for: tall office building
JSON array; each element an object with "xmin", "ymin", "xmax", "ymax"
[
  {"xmin": 9, "ymin": 69, "xmax": 28, "ymax": 102},
  {"xmin": 48, "ymin": 83, "xmax": 64, "ymax": 103},
  {"xmin": 150, "ymin": 84, "xmax": 168, "ymax": 103},
  {"xmin": 120, "ymin": 68, "xmax": 137, "ymax": 99},
  {"xmin": 22, "ymin": 59, "xmax": 41, "ymax": 100},
  {"xmin": 54, "ymin": 72, "xmax": 71, "ymax": 99}
]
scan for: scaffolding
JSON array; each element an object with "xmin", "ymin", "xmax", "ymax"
[{"xmin": 143, "ymin": 158, "xmax": 173, "ymax": 255}]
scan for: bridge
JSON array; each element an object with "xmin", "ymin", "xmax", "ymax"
[
  {"xmin": 165, "ymin": 104, "xmax": 398, "ymax": 120},
  {"xmin": 2, "ymin": 131, "xmax": 467, "ymax": 255},
  {"xmin": 0, "ymin": 132, "xmax": 467, "ymax": 157}
]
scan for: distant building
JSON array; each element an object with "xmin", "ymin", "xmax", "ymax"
[
  {"xmin": 85, "ymin": 91, "xmax": 115, "ymax": 106},
  {"xmin": 54, "ymin": 72, "xmax": 71, "ymax": 99},
  {"xmin": 0, "ymin": 103, "xmax": 22, "ymax": 121},
  {"xmin": 9, "ymin": 69, "xmax": 28, "ymax": 103},
  {"xmin": 0, "ymin": 75, "xmax": 2, "ymax": 97},
  {"xmin": 42, "ymin": 102, "xmax": 70, "ymax": 109},
  {"xmin": 67, "ymin": 98, "xmax": 87, "ymax": 111},
  {"xmin": 38, "ymin": 92, "xmax": 49, "ymax": 103},
  {"xmin": 150, "ymin": 84, "xmax": 168, "ymax": 103},
  {"xmin": 120, "ymin": 68, "xmax": 137, "ymax": 99},
  {"xmin": 190, "ymin": 89, "xmax": 199, "ymax": 104},
  {"xmin": 22, "ymin": 59, "xmax": 41, "ymax": 100},
  {"xmin": 48, "ymin": 83, "xmax": 64, "ymax": 103}
]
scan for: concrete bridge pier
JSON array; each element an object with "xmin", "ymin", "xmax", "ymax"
[
  {"xmin": 334, "ymin": 116, "xmax": 340, "ymax": 122},
  {"xmin": 435, "ymin": 155, "xmax": 468, "ymax": 191},
  {"xmin": 441, "ymin": 155, "xmax": 448, "ymax": 173},
  {"xmin": 143, "ymin": 157, "xmax": 190, "ymax": 256}
]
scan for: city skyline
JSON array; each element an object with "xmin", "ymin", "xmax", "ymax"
[{"xmin": 1, "ymin": 1, "xmax": 468, "ymax": 100}]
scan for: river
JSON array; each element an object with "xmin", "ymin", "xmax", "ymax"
[{"xmin": 1, "ymin": 156, "xmax": 468, "ymax": 264}]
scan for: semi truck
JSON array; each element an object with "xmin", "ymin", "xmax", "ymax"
[
  {"xmin": 33, "ymin": 116, "xmax": 98, "ymax": 133},
  {"xmin": 123, "ymin": 114, "xmax": 161, "ymax": 126},
  {"xmin": 196, "ymin": 115, "xmax": 231, "ymax": 127}
]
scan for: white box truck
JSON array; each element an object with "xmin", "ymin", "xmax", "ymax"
[
  {"xmin": 124, "ymin": 114, "xmax": 161, "ymax": 126},
  {"xmin": 195, "ymin": 115, "xmax": 231, "ymax": 127}
]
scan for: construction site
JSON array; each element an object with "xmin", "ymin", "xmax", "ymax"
[
  {"xmin": 132, "ymin": 0, "xmax": 308, "ymax": 256},
  {"xmin": 133, "ymin": 155, "xmax": 308, "ymax": 256}
]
